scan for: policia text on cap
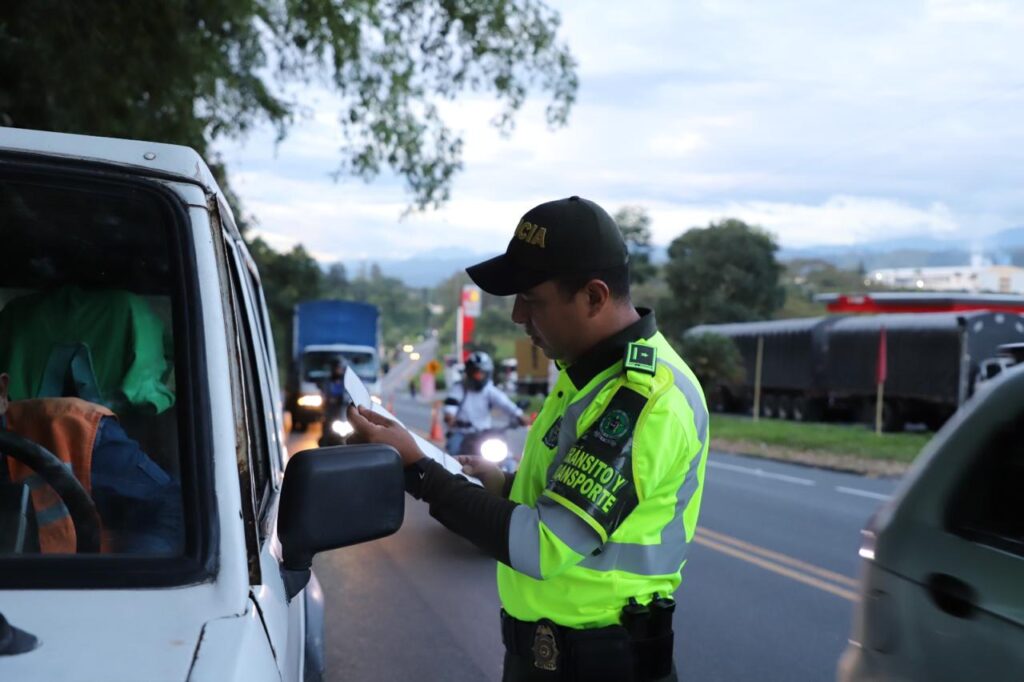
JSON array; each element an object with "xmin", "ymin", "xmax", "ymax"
[{"xmin": 348, "ymin": 196, "xmax": 709, "ymax": 682}]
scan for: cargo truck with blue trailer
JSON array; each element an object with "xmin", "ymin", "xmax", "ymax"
[{"xmin": 287, "ymin": 300, "xmax": 382, "ymax": 431}]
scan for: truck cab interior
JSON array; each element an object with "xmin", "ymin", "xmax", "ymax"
[{"xmin": 0, "ymin": 166, "xmax": 188, "ymax": 561}]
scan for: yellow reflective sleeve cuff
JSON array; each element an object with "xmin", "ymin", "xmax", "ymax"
[{"xmin": 542, "ymin": 489, "xmax": 609, "ymax": 544}]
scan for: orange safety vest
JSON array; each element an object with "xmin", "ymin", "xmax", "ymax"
[{"xmin": 4, "ymin": 398, "xmax": 112, "ymax": 553}]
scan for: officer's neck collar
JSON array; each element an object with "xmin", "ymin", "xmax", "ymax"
[{"xmin": 565, "ymin": 308, "xmax": 657, "ymax": 389}]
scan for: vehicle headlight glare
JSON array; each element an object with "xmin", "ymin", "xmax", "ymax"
[{"xmin": 480, "ymin": 438, "xmax": 508, "ymax": 462}]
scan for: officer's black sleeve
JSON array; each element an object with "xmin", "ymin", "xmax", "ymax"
[
  {"xmin": 405, "ymin": 459, "xmax": 515, "ymax": 565},
  {"xmin": 501, "ymin": 471, "xmax": 516, "ymax": 499}
]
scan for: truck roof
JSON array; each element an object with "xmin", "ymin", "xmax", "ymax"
[{"xmin": 0, "ymin": 127, "xmax": 223, "ymax": 197}]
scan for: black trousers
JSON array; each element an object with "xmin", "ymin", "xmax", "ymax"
[{"xmin": 501, "ymin": 652, "xmax": 678, "ymax": 682}]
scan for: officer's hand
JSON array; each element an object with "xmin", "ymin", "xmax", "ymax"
[
  {"xmin": 347, "ymin": 405, "xmax": 424, "ymax": 467},
  {"xmin": 455, "ymin": 455, "xmax": 505, "ymax": 496}
]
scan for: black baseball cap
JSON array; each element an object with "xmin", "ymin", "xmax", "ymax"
[{"xmin": 466, "ymin": 196, "xmax": 628, "ymax": 296}]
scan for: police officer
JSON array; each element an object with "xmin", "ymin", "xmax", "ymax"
[{"xmin": 349, "ymin": 196, "xmax": 708, "ymax": 682}]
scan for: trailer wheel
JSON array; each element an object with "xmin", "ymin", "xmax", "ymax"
[
  {"xmin": 777, "ymin": 395, "xmax": 793, "ymax": 420},
  {"xmin": 761, "ymin": 394, "xmax": 778, "ymax": 419},
  {"xmin": 792, "ymin": 397, "xmax": 823, "ymax": 423}
]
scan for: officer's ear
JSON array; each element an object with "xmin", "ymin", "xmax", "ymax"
[{"xmin": 583, "ymin": 279, "xmax": 611, "ymax": 317}]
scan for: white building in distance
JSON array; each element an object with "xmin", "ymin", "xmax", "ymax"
[{"xmin": 869, "ymin": 255, "xmax": 1024, "ymax": 295}]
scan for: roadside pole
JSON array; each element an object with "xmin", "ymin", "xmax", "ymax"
[
  {"xmin": 875, "ymin": 326, "xmax": 888, "ymax": 435},
  {"xmin": 753, "ymin": 335, "xmax": 764, "ymax": 422}
]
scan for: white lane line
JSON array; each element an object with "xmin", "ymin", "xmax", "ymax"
[
  {"xmin": 708, "ymin": 461, "xmax": 816, "ymax": 486},
  {"xmin": 836, "ymin": 486, "xmax": 891, "ymax": 501}
]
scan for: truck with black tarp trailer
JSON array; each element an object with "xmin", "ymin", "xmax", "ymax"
[{"xmin": 687, "ymin": 310, "xmax": 1024, "ymax": 430}]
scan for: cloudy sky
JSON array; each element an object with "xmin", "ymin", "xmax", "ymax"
[{"xmin": 217, "ymin": 0, "xmax": 1024, "ymax": 263}]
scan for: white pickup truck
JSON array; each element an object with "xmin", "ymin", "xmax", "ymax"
[{"xmin": 0, "ymin": 127, "xmax": 407, "ymax": 681}]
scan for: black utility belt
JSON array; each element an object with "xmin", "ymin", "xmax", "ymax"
[{"xmin": 500, "ymin": 605, "xmax": 674, "ymax": 682}]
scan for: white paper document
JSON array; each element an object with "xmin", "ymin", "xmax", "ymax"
[{"xmin": 344, "ymin": 370, "xmax": 480, "ymax": 485}]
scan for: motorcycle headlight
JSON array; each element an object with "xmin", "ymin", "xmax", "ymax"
[
  {"xmin": 298, "ymin": 394, "xmax": 323, "ymax": 408},
  {"xmin": 480, "ymin": 438, "xmax": 509, "ymax": 463},
  {"xmin": 331, "ymin": 420, "xmax": 354, "ymax": 437}
]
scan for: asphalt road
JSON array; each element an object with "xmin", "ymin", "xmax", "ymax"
[{"xmin": 289, "ymin": 348, "xmax": 902, "ymax": 681}]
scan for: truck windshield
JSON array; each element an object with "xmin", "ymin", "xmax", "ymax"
[
  {"xmin": 303, "ymin": 351, "xmax": 379, "ymax": 383},
  {"xmin": 0, "ymin": 168, "xmax": 194, "ymax": 568}
]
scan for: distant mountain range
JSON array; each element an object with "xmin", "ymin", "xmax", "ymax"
[
  {"xmin": 779, "ymin": 226, "xmax": 1024, "ymax": 272},
  {"xmin": 340, "ymin": 247, "xmax": 485, "ymax": 287},
  {"xmin": 340, "ymin": 228, "xmax": 1024, "ymax": 287}
]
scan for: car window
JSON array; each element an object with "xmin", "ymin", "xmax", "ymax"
[
  {"xmin": 0, "ymin": 169, "xmax": 191, "ymax": 566},
  {"xmin": 947, "ymin": 419, "xmax": 1024, "ymax": 558},
  {"xmin": 225, "ymin": 242, "xmax": 274, "ymax": 526}
]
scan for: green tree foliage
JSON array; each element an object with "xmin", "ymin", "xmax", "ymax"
[
  {"xmin": 613, "ymin": 206, "xmax": 656, "ymax": 285},
  {"xmin": 1, "ymin": 0, "xmax": 577, "ymax": 210},
  {"xmin": 678, "ymin": 332, "xmax": 745, "ymax": 399},
  {"xmin": 321, "ymin": 263, "xmax": 350, "ymax": 299},
  {"xmin": 661, "ymin": 219, "xmax": 785, "ymax": 338},
  {"xmin": 248, "ymin": 238, "xmax": 325, "ymax": 372}
]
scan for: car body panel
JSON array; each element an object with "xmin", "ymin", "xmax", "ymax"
[{"xmin": 840, "ymin": 366, "xmax": 1024, "ymax": 681}]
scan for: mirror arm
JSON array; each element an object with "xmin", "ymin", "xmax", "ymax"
[{"xmin": 281, "ymin": 565, "xmax": 311, "ymax": 602}]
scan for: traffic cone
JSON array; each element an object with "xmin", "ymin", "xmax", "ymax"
[{"xmin": 429, "ymin": 403, "xmax": 444, "ymax": 442}]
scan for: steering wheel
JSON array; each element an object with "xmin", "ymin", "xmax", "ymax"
[{"xmin": 0, "ymin": 430, "xmax": 102, "ymax": 553}]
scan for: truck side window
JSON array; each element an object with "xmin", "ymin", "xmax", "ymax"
[
  {"xmin": 226, "ymin": 244, "xmax": 273, "ymax": 524},
  {"xmin": 234, "ymin": 255, "xmax": 284, "ymax": 475},
  {"xmin": 947, "ymin": 419, "xmax": 1024, "ymax": 558}
]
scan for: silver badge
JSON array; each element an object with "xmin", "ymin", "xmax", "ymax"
[{"xmin": 532, "ymin": 622, "xmax": 560, "ymax": 671}]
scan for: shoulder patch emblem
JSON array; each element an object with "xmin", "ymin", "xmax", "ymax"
[
  {"xmin": 624, "ymin": 342, "xmax": 657, "ymax": 375},
  {"xmin": 598, "ymin": 409, "xmax": 630, "ymax": 442}
]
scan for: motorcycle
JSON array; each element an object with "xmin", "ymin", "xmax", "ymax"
[
  {"xmin": 453, "ymin": 424, "xmax": 522, "ymax": 473},
  {"xmin": 317, "ymin": 394, "xmax": 354, "ymax": 448}
]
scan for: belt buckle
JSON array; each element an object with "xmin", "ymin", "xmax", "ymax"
[{"xmin": 531, "ymin": 620, "xmax": 560, "ymax": 672}]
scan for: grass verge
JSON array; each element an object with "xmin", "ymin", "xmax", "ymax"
[{"xmin": 710, "ymin": 415, "xmax": 932, "ymax": 476}]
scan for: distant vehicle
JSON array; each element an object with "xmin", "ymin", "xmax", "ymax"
[
  {"xmin": 514, "ymin": 338, "xmax": 551, "ymax": 395},
  {"xmin": 838, "ymin": 362, "xmax": 1024, "ymax": 681},
  {"xmin": 497, "ymin": 358, "xmax": 518, "ymax": 392},
  {"xmin": 689, "ymin": 311, "xmax": 1024, "ymax": 431},
  {"xmin": 0, "ymin": 127, "xmax": 405, "ymax": 682},
  {"xmin": 287, "ymin": 300, "xmax": 382, "ymax": 431}
]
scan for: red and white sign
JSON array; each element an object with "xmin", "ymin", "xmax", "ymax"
[{"xmin": 461, "ymin": 285, "xmax": 482, "ymax": 318}]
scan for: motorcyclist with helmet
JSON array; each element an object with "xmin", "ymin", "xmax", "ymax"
[
  {"xmin": 444, "ymin": 351, "xmax": 525, "ymax": 455},
  {"xmin": 318, "ymin": 358, "xmax": 352, "ymax": 447}
]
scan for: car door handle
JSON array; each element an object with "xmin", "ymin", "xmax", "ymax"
[{"xmin": 926, "ymin": 573, "xmax": 978, "ymax": 619}]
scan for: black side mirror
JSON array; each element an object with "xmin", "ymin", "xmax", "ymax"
[{"xmin": 278, "ymin": 444, "xmax": 404, "ymax": 599}]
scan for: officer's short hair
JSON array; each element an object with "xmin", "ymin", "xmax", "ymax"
[{"xmin": 554, "ymin": 264, "xmax": 630, "ymax": 301}]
